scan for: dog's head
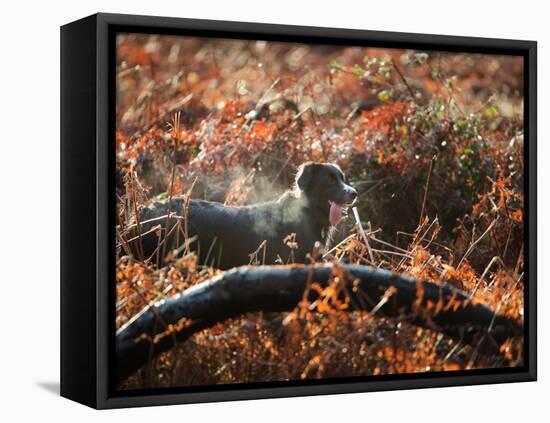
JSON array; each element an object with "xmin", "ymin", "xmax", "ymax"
[{"xmin": 295, "ymin": 162, "xmax": 357, "ymax": 226}]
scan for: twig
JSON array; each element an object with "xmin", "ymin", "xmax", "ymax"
[
  {"xmin": 130, "ymin": 174, "xmax": 144, "ymax": 262},
  {"xmin": 120, "ymin": 212, "xmax": 185, "ymax": 232},
  {"xmin": 371, "ymin": 249, "xmax": 413, "ymax": 259},
  {"xmin": 457, "ymin": 218, "xmax": 498, "ymax": 269},
  {"xmin": 119, "ymin": 224, "xmax": 162, "ymax": 247},
  {"xmin": 426, "ymin": 61, "xmax": 465, "ymax": 118},
  {"xmin": 391, "ymin": 58, "xmax": 416, "ymax": 100},
  {"xmin": 471, "ymin": 256, "xmax": 505, "ymax": 296},
  {"xmin": 203, "ymin": 237, "xmax": 218, "ymax": 268},
  {"xmin": 292, "ymin": 106, "xmax": 311, "ymax": 121},
  {"xmin": 369, "ymin": 235, "xmax": 411, "ymax": 254},
  {"xmin": 419, "ymin": 155, "xmax": 435, "ymax": 227},
  {"xmin": 352, "ymin": 207, "xmax": 375, "ymax": 265},
  {"xmin": 322, "ymin": 233, "xmax": 357, "ymax": 257},
  {"xmin": 132, "ymin": 94, "xmax": 193, "ymax": 137},
  {"xmin": 161, "ymin": 112, "xmax": 182, "ymax": 263}
]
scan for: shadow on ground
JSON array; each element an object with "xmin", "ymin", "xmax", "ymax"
[{"xmin": 36, "ymin": 381, "xmax": 60, "ymax": 396}]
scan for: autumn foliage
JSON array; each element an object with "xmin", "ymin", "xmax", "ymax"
[{"xmin": 115, "ymin": 34, "xmax": 524, "ymax": 389}]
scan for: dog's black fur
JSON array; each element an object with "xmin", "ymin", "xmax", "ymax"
[{"xmin": 125, "ymin": 162, "xmax": 357, "ymax": 269}]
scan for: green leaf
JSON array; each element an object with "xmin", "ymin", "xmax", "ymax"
[
  {"xmin": 329, "ymin": 59, "xmax": 342, "ymax": 71},
  {"xmin": 352, "ymin": 64, "xmax": 363, "ymax": 77},
  {"xmin": 377, "ymin": 90, "xmax": 391, "ymax": 102},
  {"xmin": 484, "ymin": 105, "xmax": 499, "ymax": 118}
]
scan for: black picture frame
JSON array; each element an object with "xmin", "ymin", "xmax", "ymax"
[{"xmin": 60, "ymin": 12, "xmax": 537, "ymax": 409}]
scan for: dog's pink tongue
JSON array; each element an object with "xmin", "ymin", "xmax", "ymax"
[{"xmin": 329, "ymin": 202, "xmax": 343, "ymax": 226}]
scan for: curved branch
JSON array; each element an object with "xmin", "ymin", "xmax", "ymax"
[{"xmin": 116, "ymin": 264, "xmax": 522, "ymax": 384}]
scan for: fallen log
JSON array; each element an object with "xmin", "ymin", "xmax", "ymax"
[{"xmin": 116, "ymin": 263, "xmax": 522, "ymax": 384}]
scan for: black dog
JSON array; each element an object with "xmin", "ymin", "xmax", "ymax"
[{"xmin": 124, "ymin": 162, "xmax": 357, "ymax": 269}]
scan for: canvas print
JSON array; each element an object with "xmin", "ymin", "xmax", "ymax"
[{"xmin": 115, "ymin": 33, "xmax": 525, "ymax": 390}]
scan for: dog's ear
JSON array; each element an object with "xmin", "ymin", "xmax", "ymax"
[{"xmin": 295, "ymin": 162, "xmax": 316, "ymax": 192}]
